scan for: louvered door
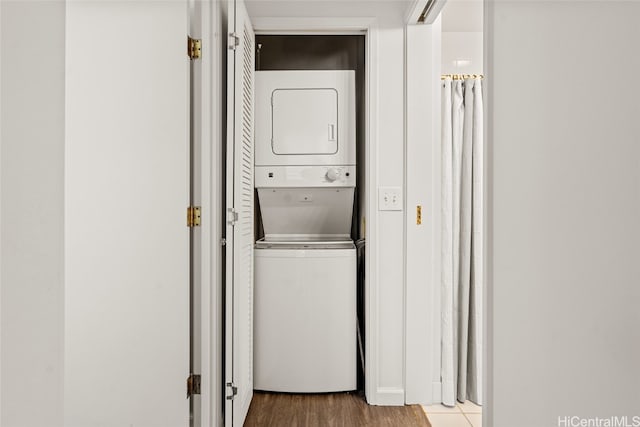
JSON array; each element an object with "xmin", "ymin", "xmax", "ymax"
[{"xmin": 224, "ymin": 0, "xmax": 255, "ymax": 425}]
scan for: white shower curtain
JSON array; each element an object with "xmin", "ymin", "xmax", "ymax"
[{"xmin": 441, "ymin": 77, "xmax": 483, "ymax": 406}]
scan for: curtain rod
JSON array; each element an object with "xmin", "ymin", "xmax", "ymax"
[{"xmin": 441, "ymin": 74, "xmax": 484, "ymax": 80}]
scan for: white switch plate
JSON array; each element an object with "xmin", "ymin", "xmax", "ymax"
[{"xmin": 378, "ymin": 186, "xmax": 403, "ymax": 211}]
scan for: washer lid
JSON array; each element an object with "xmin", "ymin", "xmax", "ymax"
[
  {"xmin": 257, "ymin": 187, "xmax": 354, "ymax": 241},
  {"xmin": 255, "ymin": 239, "xmax": 354, "ymax": 250}
]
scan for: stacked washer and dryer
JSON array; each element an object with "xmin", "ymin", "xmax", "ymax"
[{"xmin": 253, "ymin": 70, "xmax": 358, "ymax": 393}]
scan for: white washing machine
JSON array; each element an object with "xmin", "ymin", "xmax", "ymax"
[
  {"xmin": 254, "ymin": 241, "xmax": 356, "ymax": 392},
  {"xmin": 254, "ymin": 70, "xmax": 357, "ymax": 393}
]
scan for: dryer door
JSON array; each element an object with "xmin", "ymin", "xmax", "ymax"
[
  {"xmin": 255, "ymin": 70, "xmax": 356, "ymax": 166},
  {"xmin": 272, "ymin": 88, "xmax": 338, "ymax": 155}
]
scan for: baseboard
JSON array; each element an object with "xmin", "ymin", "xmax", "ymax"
[{"xmin": 371, "ymin": 387, "xmax": 405, "ymax": 406}]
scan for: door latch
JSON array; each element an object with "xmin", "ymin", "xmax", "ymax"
[
  {"xmin": 228, "ymin": 33, "xmax": 240, "ymax": 50},
  {"xmin": 226, "ymin": 382, "xmax": 238, "ymax": 400},
  {"xmin": 227, "ymin": 208, "xmax": 238, "ymax": 225}
]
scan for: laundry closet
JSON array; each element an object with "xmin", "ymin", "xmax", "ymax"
[
  {"xmin": 220, "ymin": 0, "xmax": 383, "ymax": 420},
  {"xmin": 251, "ymin": 35, "xmax": 367, "ymax": 394}
]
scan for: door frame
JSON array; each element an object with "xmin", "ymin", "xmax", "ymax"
[
  {"xmin": 251, "ymin": 16, "xmax": 382, "ymax": 405},
  {"xmin": 403, "ymin": 20, "xmax": 443, "ymax": 405},
  {"xmin": 189, "ymin": 0, "xmax": 223, "ymax": 426},
  {"xmin": 200, "ymin": 14, "xmax": 383, "ymax": 426}
]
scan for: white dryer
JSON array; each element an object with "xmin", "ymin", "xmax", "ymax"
[{"xmin": 254, "ymin": 70, "xmax": 357, "ymax": 393}]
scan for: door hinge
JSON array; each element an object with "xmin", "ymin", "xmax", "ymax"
[
  {"xmin": 187, "ymin": 374, "xmax": 201, "ymax": 398},
  {"xmin": 221, "ymin": 237, "xmax": 227, "ymax": 246},
  {"xmin": 226, "ymin": 382, "xmax": 238, "ymax": 400},
  {"xmin": 228, "ymin": 33, "xmax": 240, "ymax": 50},
  {"xmin": 187, "ymin": 206, "xmax": 201, "ymax": 227},
  {"xmin": 188, "ymin": 37, "xmax": 202, "ymax": 60},
  {"xmin": 227, "ymin": 208, "xmax": 238, "ymax": 226}
]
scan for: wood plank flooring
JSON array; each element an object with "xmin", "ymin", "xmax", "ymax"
[{"xmin": 244, "ymin": 391, "xmax": 431, "ymax": 427}]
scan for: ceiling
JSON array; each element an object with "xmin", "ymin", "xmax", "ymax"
[{"xmin": 244, "ymin": 0, "xmax": 483, "ymax": 32}]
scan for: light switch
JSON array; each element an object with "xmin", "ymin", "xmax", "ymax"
[{"xmin": 378, "ymin": 186, "xmax": 402, "ymax": 211}]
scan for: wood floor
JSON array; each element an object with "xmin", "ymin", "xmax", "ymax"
[{"xmin": 244, "ymin": 391, "xmax": 431, "ymax": 427}]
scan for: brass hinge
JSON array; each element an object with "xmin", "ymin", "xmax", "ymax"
[
  {"xmin": 187, "ymin": 206, "xmax": 201, "ymax": 227},
  {"xmin": 187, "ymin": 374, "xmax": 201, "ymax": 398},
  {"xmin": 188, "ymin": 37, "xmax": 202, "ymax": 59},
  {"xmin": 226, "ymin": 382, "xmax": 238, "ymax": 400}
]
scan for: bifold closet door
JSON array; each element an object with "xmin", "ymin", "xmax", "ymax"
[
  {"xmin": 65, "ymin": 1, "xmax": 190, "ymax": 426},
  {"xmin": 224, "ymin": 0, "xmax": 255, "ymax": 426}
]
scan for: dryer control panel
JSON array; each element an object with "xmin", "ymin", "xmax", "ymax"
[{"xmin": 255, "ymin": 165, "xmax": 356, "ymax": 188}]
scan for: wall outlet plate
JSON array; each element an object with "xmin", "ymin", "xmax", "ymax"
[{"xmin": 378, "ymin": 186, "xmax": 403, "ymax": 211}]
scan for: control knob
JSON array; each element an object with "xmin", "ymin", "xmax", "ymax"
[{"xmin": 325, "ymin": 168, "xmax": 342, "ymax": 182}]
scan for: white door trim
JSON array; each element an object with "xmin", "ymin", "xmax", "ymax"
[
  {"xmin": 192, "ymin": 1, "xmax": 225, "ymax": 425},
  {"xmin": 188, "ymin": 0, "xmax": 219, "ymax": 425},
  {"xmin": 404, "ymin": 20, "xmax": 442, "ymax": 405},
  {"xmin": 252, "ymin": 17, "xmax": 375, "ymax": 34},
  {"xmin": 252, "ymin": 16, "xmax": 382, "ymax": 405},
  {"xmin": 483, "ymin": 0, "xmax": 494, "ymax": 424},
  {"xmin": 404, "ymin": 0, "xmax": 448, "ymax": 24}
]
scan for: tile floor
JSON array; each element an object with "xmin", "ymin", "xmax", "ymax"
[{"xmin": 422, "ymin": 401, "xmax": 482, "ymax": 427}]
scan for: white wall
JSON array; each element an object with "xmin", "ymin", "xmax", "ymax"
[
  {"xmin": 375, "ymin": 16, "xmax": 407, "ymax": 404},
  {"xmin": 441, "ymin": 0, "xmax": 482, "ymax": 33},
  {"xmin": 440, "ymin": 0, "xmax": 483, "ymax": 74},
  {"xmin": 486, "ymin": 1, "xmax": 640, "ymax": 425},
  {"xmin": 0, "ymin": 1, "xmax": 66, "ymax": 426},
  {"xmin": 246, "ymin": 1, "xmax": 409, "ymax": 404},
  {"xmin": 441, "ymin": 31, "xmax": 482, "ymax": 75},
  {"xmin": 405, "ymin": 19, "xmax": 442, "ymax": 405}
]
